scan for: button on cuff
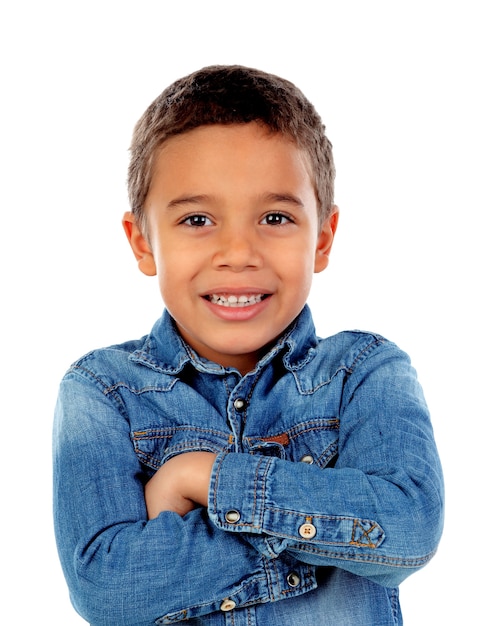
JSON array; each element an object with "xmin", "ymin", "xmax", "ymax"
[
  {"xmin": 220, "ymin": 598, "xmax": 236, "ymax": 611},
  {"xmin": 286, "ymin": 571, "xmax": 301, "ymax": 587},
  {"xmin": 225, "ymin": 510, "xmax": 241, "ymax": 523},
  {"xmin": 298, "ymin": 522, "xmax": 317, "ymax": 539}
]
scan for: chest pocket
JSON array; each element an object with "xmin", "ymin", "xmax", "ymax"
[
  {"xmin": 131, "ymin": 426, "xmax": 233, "ymax": 472},
  {"xmin": 245, "ymin": 418, "xmax": 339, "ymax": 468}
]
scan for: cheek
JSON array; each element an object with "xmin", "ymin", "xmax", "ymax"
[
  {"xmin": 156, "ymin": 251, "xmax": 197, "ymax": 295},
  {"xmin": 281, "ymin": 258, "xmax": 314, "ymax": 301},
  {"xmin": 286, "ymin": 244, "xmax": 317, "ymax": 276},
  {"xmin": 157, "ymin": 264, "xmax": 181, "ymax": 291}
]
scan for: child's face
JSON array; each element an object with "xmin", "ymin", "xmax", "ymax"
[{"xmin": 124, "ymin": 122, "xmax": 338, "ymax": 374}]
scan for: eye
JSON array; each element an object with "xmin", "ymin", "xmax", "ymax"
[
  {"xmin": 261, "ymin": 212, "xmax": 294, "ymax": 226},
  {"xmin": 181, "ymin": 214, "xmax": 213, "ymax": 227}
]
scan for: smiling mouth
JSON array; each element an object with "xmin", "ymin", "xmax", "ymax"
[{"xmin": 206, "ymin": 294, "xmax": 269, "ymax": 307}]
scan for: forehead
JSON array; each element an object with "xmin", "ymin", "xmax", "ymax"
[
  {"xmin": 151, "ymin": 122, "xmax": 316, "ymax": 190},
  {"xmin": 158, "ymin": 122, "xmax": 291, "ymax": 155}
]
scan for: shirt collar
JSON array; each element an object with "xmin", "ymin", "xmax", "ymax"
[{"xmin": 129, "ymin": 305, "xmax": 318, "ymax": 375}]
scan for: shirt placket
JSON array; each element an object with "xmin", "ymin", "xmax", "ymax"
[{"xmin": 226, "ymin": 376, "xmax": 255, "ymax": 452}]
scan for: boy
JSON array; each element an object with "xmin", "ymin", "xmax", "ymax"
[{"xmin": 53, "ymin": 65, "xmax": 444, "ymax": 625}]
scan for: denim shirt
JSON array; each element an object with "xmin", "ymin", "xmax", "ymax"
[{"xmin": 53, "ymin": 305, "xmax": 444, "ymax": 626}]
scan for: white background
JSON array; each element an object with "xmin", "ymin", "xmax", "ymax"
[{"xmin": 1, "ymin": 1, "xmax": 483, "ymax": 623}]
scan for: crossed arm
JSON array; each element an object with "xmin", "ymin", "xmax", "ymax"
[{"xmin": 144, "ymin": 452, "xmax": 217, "ymax": 519}]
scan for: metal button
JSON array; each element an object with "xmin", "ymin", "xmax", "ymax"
[
  {"xmin": 233, "ymin": 398, "xmax": 247, "ymax": 411},
  {"xmin": 287, "ymin": 572, "xmax": 301, "ymax": 587},
  {"xmin": 298, "ymin": 523, "xmax": 317, "ymax": 539},
  {"xmin": 220, "ymin": 598, "xmax": 236, "ymax": 611},
  {"xmin": 300, "ymin": 454, "xmax": 314, "ymax": 464},
  {"xmin": 225, "ymin": 510, "xmax": 241, "ymax": 523}
]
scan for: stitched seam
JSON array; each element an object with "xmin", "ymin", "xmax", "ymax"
[
  {"xmin": 252, "ymin": 457, "xmax": 272, "ymax": 528},
  {"xmin": 68, "ymin": 365, "xmax": 130, "ymax": 417},
  {"xmin": 260, "ymin": 509, "xmax": 383, "ymax": 547},
  {"xmin": 104, "ymin": 381, "xmax": 177, "ymax": 394},
  {"xmin": 262, "ymin": 558, "xmax": 276, "ymax": 603},
  {"xmin": 348, "ymin": 337, "xmax": 385, "ymax": 372},
  {"xmin": 246, "ymin": 420, "xmax": 339, "ymax": 449},
  {"xmin": 69, "ymin": 364, "xmax": 112, "ymax": 392},
  {"xmin": 291, "ymin": 544, "xmax": 437, "ymax": 567},
  {"xmin": 350, "ymin": 518, "xmax": 380, "ymax": 548},
  {"xmin": 132, "ymin": 426, "xmax": 231, "ymax": 440},
  {"xmin": 292, "ymin": 365, "xmax": 351, "ymax": 395},
  {"xmin": 270, "ymin": 558, "xmax": 281, "ymax": 601}
]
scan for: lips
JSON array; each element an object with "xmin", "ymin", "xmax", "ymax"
[{"xmin": 207, "ymin": 294, "xmax": 268, "ymax": 307}]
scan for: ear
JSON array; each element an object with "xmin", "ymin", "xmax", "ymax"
[
  {"xmin": 314, "ymin": 207, "xmax": 339, "ymax": 273},
  {"xmin": 122, "ymin": 212, "xmax": 157, "ymax": 276}
]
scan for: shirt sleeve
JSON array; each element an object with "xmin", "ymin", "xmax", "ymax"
[
  {"xmin": 207, "ymin": 340, "xmax": 444, "ymax": 588},
  {"xmin": 53, "ymin": 370, "xmax": 296, "ymax": 626}
]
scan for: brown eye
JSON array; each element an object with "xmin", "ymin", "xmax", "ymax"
[
  {"xmin": 181, "ymin": 214, "xmax": 213, "ymax": 227},
  {"xmin": 262, "ymin": 213, "xmax": 292, "ymax": 226}
]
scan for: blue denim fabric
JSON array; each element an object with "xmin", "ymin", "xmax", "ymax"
[{"xmin": 53, "ymin": 305, "xmax": 443, "ymax": 625}]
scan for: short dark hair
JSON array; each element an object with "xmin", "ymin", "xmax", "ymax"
[{"xmin": 128, "ymin": 65, "xmax": 335, "ymax": 228}]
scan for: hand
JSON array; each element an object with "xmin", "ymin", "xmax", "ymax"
[{"xmin": 144, "ymin": 452, "xmax": 217, "ymax": 519}]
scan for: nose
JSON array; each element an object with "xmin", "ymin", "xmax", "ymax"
[{"xmin": 212, "ymin": 223, "xmax": 263, "ymax": 271}]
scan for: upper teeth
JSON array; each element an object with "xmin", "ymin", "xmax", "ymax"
[{"xmin": 210, "ymin": 294, "xmax": 263, "ymax": 307}]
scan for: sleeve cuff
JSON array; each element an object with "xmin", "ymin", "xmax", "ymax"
[
  {"xmin": 207, "ymin": 451, "xmax": 385, "ymax": 554},
  {"xmin": 208, "ymin": 451, "xmax": 273, "ymax": 534}
]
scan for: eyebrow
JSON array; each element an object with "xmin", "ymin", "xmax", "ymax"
[
  {"xmin": 166, "ymin": 195, "xmax": 210, "ymax": 209},
  {"xmin": 166, "ymin": 192, "xmax": 304, "ymax": 210},
  {"xmin": 263, "ymin": 192, "xmax": 304, "ymax": 207}
]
